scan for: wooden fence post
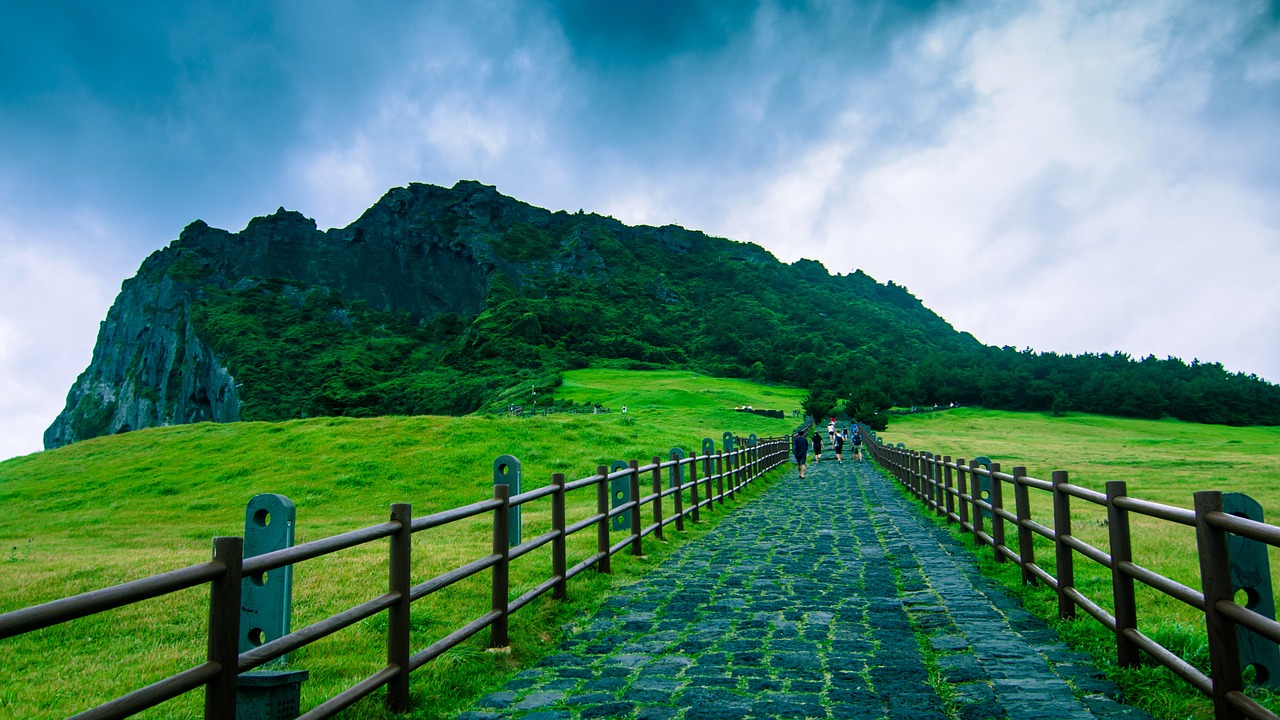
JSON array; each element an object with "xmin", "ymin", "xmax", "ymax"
[
  {"xmin": 933, "ymin": 455, "xmax": 946, "ymax": 517},
  {"xmin": 206, "ymin": 536, "xmax": 243, "ymax": 720},
  {"xmin": 1106, "ymin": 480, "xmax": 1138, "ymax": 667},
  {"xmin": 990, "ymin": 462, "xmax": 1006, "ymax": 563},
  {"xmin": 1013, "ymin": 466, "xmax": 1035, "ymax": 584},
  {"xmin": 703, "ymin": 449, "xmax": 714, "ymax": 510},
  {"xmin": 913, "ymin": 452, "xmax": 923, "ymax": 504},
  {"xmin": 943, "ymin": 456, "xmax": 955, "ymax": 522},
  {"xmin": 672, "ymin": 456, "xmax": 685, "ymax": 532},
  {"xmin": 651, "ymin": 456, "xmax": 664, "ymax": 542},
  {"xmin": 1195, "ymin": 490, "xmax": 1244, "ymax": 719},
  {"xmin": 716, "ymin": 452, "xmax": 725, "ymax": 506},
  {"xmin": 956, "ymin": 458, "xmax": 970, "ymax": 531},
  {"xmin": 387, "ymin": 503, "xmax": 412, "ymax": 712},
  {"xmin": 629, "ymin": 460, "xmax": 643, "ymax": 556},
  {"xmin": 1052, "ymin": 470, "xmax": 1076, "ymax": 620},
  {"xmin": 732, "ymin": 445, "xmax": 742, "ymax": 502},
  {"xmin": 969, "ymin": 459, "xmax": 984, "ymax": 546},
  {"xmin": 491, "ymin": 485, "xmax": 510, "ymax": 648},
  {"xmin": 689, "ymin": 458, "xmax": 701, "ymax": 523},
  {"xmin": 552, "ymin": 473, "xmax": 567, "ymax": 600},
  {"xmin": 596, "ymin": 465, "xmax": 611, "ymax": 574}
]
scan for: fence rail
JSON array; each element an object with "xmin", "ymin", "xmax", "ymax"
[
  {"xmin": 867, "ymin": 432, "xmax": 1279, "ymax": 720},
  {"xmin": 0, "ymin": 434, "xmax": 791, "ymax": 720}
]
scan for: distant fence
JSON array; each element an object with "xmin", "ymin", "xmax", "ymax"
[
  {"xmin": 505, "ymin": 404, "xmax": 611, "ymax": 416},
  {"xmin": 866, "ymin": 431, "xmax": 1280, "ymax": 720},
  {"xmin": 735, "ymin": 408, "xmax": 786, "ymax": 419},
  {"xmin": 0, "ymin": 433, "xmax": 790, "ymax": 719}
]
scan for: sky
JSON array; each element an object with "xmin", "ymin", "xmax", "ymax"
[{"xmin": 1, "ymin": 0, "xmax": 1278, "ymax": 461}]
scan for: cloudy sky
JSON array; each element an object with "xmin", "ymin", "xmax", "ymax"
[{"xmin": 2, "ymin": 0, "xmax": 1278, "ymax": 460}]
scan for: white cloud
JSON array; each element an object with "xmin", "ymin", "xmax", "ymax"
[
  {"xmin": 280, "ymin": 3, "xmax": 577, "ymax": 231},
  {"xmin": 0, "ymin": 241, "xmax": 113, "ymax": 461},
  {"xmin": 725, "ymin": 0, "xmax": 1280, "ymax": 382}
]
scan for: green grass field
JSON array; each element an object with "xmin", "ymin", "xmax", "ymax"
[
  {"xmin": 5, "ymin": 377, "xmax": 1278, "ymax": 720},
  {"xmin": 877, "ymin": 407, "xmax": 1280, "ymax": 720},
  {"xmin": 0, "ymin": 370, "xmax": 803, "ymax": 720}
]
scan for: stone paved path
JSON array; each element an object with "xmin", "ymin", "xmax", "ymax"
[{"xmin": 457, "ymin": 455, "xmax": 1154, "ymax": 720}]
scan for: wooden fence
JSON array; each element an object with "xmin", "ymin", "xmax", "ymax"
[
  {"xmin": 867, "ymin": 432, "xmax": 1280, "ymax": 720},
  {"xmin": 0, "ymin": 434, "xmax": 791, "ymax": 719}
]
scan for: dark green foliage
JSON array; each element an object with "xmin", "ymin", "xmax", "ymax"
[
  {"xmin": 180, "ymin": 194, "xmax": 1279, "ymax": 427},
  {"xmin": 190, "ymin": 282, "xmax": 483, "ymax": 420},
  {"xmin": 71, "ymin": 394, "xmax": 117, "ymax": 439},
  {"xmin": 897, "ymin": 347, "xmax": 1280, "ymax": 426},
  {"xmin": 801, "ymin": 390, "xmax": 839, "ymax": 423}
]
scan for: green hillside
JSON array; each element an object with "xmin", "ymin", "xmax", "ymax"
[
  {"xmin": 51, "ymin": 181, "xmax": 1280, "ymax": 451},
  {"xmin": 0, "ymin": 370, "xmax": 802, "ymax": 720},
  {"xmin": 6, "ymin": 373, "xmax": 1280, "ymax": 720}
]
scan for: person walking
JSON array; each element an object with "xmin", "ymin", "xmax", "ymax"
[
  {"xmin": 852, "ymin": 427, "xmax": 864, "ymax": 462},
  {"xmin": 812, "ymin": 429, "xmax": 823, "ymax": 463},
  {"xmin": 792, "ymin": 429, "xmax": 810, "ymax": 478},
  {"xmin": 834, "ymin": 430, "xmax": 845, "ymax": 464}
]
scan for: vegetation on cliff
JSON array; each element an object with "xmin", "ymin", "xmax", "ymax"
[{"xmin": 47, "ymin": 181, "xmax": 1280, "ymax": 446}]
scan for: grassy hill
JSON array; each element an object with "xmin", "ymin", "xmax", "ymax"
[
  {"xmin": 0, "ymin": 370, "xmax": 803, "ymax": 720},
  {"xmin": 53, "ymin": 181, "xmax": 1280, "ymax": 453},
  {"xmin": 7, "ymin": 377, "xmax": 1280, "ymax": 720}
]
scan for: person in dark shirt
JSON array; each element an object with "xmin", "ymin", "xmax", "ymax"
[
  {"xmin": 812, "ymin": 430, "xmax": 823, "ymax": 463},
  {"xmin": 834, "ymin": 431, "xmax": 845, "ymax": 464},
  {"xmin": 792, "ymin": 430, "xmax": 810, "ymax": 478},
  {"xmin": 852, "ymin": 428, "xmax": 863, "ymax": 462}
]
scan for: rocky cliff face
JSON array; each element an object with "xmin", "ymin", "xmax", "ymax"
[
  {"xmin": 45, "ymin": 180, "xmax": 513, "ymax": 448},
  {"xmin": 43, "ymin": 269, "xmax": 241, "ymax": 448}
]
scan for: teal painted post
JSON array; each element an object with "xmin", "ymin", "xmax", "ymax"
[
  {"xmin": 610, "ymin": 460, "xmax": 631, "ymax": 532},
  {"xmin": 494, "ymin": 455, "xmax": 521, "ymax": 548},
  {"xmin": 1224, "ymin": 492, "xmax": 1280, "ymax": 687},
  {"xmin": 241, "ymin": 494, "xmax": 296, "ymax": 660}
]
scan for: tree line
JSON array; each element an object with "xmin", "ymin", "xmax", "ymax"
[{"xmin": 183, "ymin": 210, "xmax": 1279, "ymax": 428}]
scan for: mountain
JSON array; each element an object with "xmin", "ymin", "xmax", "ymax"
[{"xmin": 45, "ymin": 181, "xmax": 1280, "ymax": 449}]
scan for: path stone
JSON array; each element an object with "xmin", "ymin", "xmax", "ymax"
[{"xmin": 458, "ymin": 457, "xmax": 1153, "ymax": 720}]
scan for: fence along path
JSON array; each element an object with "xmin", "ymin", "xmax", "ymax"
[
  {"xmin": 457, "ymin": 456, "xmax": 1152, "ymax": 720},
  {"xmin": 0, "ymin": 434, "xmax": 789, "ymax": 719},
  {"xmin": 870, "ymin": 434, "xmax": 1280, "ymax": 720}
]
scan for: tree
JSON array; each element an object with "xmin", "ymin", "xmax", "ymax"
[
  {"xmin": 801, "ymin": 389, "xmax": 839, "ymax": 424},
  {"xmin": 1051, "ymin": 390, "xmax": 1070, "ymax": 417}
]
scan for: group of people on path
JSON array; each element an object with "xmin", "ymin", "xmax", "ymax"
[{"xmin": 791, "ymin": 417, "xmax": 862, "ymax": 478}]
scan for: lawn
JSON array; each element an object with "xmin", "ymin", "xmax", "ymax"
[
  {"xmin": 876, "ymin": 407, "xmax": 1280, "ymax": 720},
  {"xmin": 0, "ymin": 370, "xmax": 803, "ymax": 720}
]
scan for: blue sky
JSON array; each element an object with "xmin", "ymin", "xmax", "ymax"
[{"xmin": 2, "ymin": 0, "xmax": 1278, "ymax": 460}]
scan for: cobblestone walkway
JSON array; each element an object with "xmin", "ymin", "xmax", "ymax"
[{"xmin": 457, "ymin": 455, "xmax": 1153, "ymax": 720}]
